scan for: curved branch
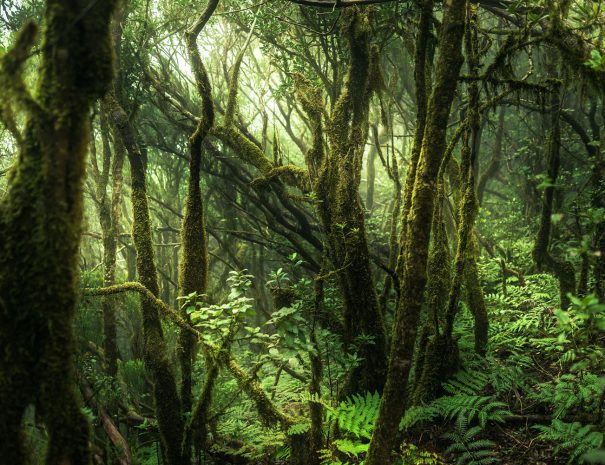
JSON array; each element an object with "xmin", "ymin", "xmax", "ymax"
[{"xmin": 82, "ymin": 283, "xmax": 296, "ymax": 431}]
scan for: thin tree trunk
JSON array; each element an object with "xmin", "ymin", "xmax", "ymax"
[
  {"xmin": 366, "ymin": 140, "xmax": 377, "ymax": 212},
  {"xmin": 179, "ymin": 2, "xmax": 219, "ymax": 461},
  {"xmin": 532, "ymin": 80, "xmax": 576, "ymax": 309},
  {"xmin": 80, "ymin": 377, "xmax": 132, "ymax": 465},
  {"xmin": 92, "ymin": 109, "xmax": 125, "ymax": 377},
  {"xmin": 106, "ymin": 89, "xmax": 185, "ymax": 465}
]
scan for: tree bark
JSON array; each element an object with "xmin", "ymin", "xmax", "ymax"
[
  {"xmin": 179, "ymin": 2, "xmax": 219, "ymax": 461},
  {"xmin": 106, "ymin": 89, "xmax": 185, "ymax": 465},
  {"xmin": 532, "ymin": 82, "xmax": 576, "ymax": 309},
  {"xmin": 0, "ymin": 2, "xmax": 116, "ymax": 463},
  {"xmin": 365, "ymin": 0, "xmax": 468, "ymax": 462}
]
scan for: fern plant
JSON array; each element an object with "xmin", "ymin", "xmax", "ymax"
[
  {"xmin": 401, "ymin": 370, "xmax": 511, "ymax": 430},
  {"xmin": 442, "ymin": 414, "xmax": 499, "ymax": 465},
  {"xmin": 328, "ymin": 391, "xmax": 381, "ymax": 440},
  {"xmin": 400, "ymin": 442, "xmax": 445, "ymax": 465},
  {"xmin": 530, "ymin": 372, "xmax": 604, "ymax": 419},
  {"xmin": 534, "ymin": 420, "xmax": 604, "ymax": 464},
  {"xmin": 305, "ymin": 391, "xmax": 380, "ymax": 464}
]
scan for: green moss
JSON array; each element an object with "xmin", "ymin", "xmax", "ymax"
[
  {"xmin": 179, "ymin": 20, "xmax": 215, "ymax": 456},
  {"xmin": 412, "ymin": 191, "xmax": 455, "ymax": 404},
  {"xmin": 0, "ymin": 2, "xmax": 116, "ymax": 464},
  {"xmin": 413, "ymin": 334, "xmax": 459, "ymax": 405},
  {"xmin": 107, "ymin": 85, "xmax": 186, "ymax": 464},
  {"xmin": 426, "ymin": 191, "xmax": 451, "ymax": 334},
  {"xmin": 366, "ymin": 0, "xmax": 468, "ymax": 461},
  {"xmin": 465, "ymin": 242, "xmax": 488, "ymax": 355},
  {"xmin": 225, "ymin": 358, "xmax": 294, "ymax": 430},
  {"xmin": 212, "ymin": 126, "xmax": 274, "ymax": 174},
  {"xmin": 299, "ymin": 9, "xmax": 388, "ymax": 395}
]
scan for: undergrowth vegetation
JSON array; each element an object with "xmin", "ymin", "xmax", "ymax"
[{"xmin": 71, "ymin": 251, "xmax": 605, "ymax": 464}]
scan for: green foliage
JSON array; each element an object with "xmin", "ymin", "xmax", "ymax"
[
  {"xmin": 442, "ymin": 414, "xmax": 499, "ymax": 465},
  {"xmin": 266, "ymin": 267, "xmax": 290, "ymax": 288},
  {"xmin": 401, "ymin": 370, "xmax": 510, "ymax": 430},
  {"xmin": 180, "ymin": 270, "xmax": 256, "ymax": 345},
  {"xmin": 306, "ymin": 391, "xmax": 380, "ymax": 440},
  {"xmin": 399, "ymin": 443, "xmax": 445, "ymax": 465},
  {"xmin": 134, "ymin": 443, "xmax": 163, "ymax": 465},
  {"xmin": 586, "ymin": 50, "xmax": 605, "ymax": 71},
  {"xmin": 80, "ymin": 407, "xmax": 96, "ymax": 424},
  {"xmin": 213, "ymin": 399, "xmax": 286, "ymax": 460},
  {"xmin": 530, "ymin": 372, "xmax": 604, "ymax": 419},
  {"xmin": 583, "ymin": 449, "xmax": 605, "ymax": 464},
  {"xmin": 555, "ymin": 294, "xmax": 605, "ymax": 357},
  {"xmin": 119, "ymin": 359, "xmax": 149, "ymax": 405},
  {"xmin": 305, "ymin": 391, "xmax": 380, "ymax": 464},
  {"xmin": 328, "ymin": 392, "xmax": 381, "ymax": 440},
  {"xmin": 287, "ymin": 421, "xmax": 311, "ymax": 436},
  {"xmin": 319, "ymin": 448, "xmax": 352, "ymax": 465},
  {"xmin": 534, "ymin": 420, "xmax": 604, "ymax": 464}
]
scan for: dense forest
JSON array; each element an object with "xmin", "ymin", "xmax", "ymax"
[{"xmin": 1, "ymin": 0, "xmax": 605, "ymax": 464}]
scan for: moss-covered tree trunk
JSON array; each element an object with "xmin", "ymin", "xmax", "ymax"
[
  {"xmin": 396, "ymin": 0, "xmax": 434, "ymax": 278},
  {"xmin": 591, "ymin": 95, "xmax": 605, "ymax": 299},
  {"xmin": 411, "ymin": 190, "xmax": 452, "ymax": 405},
  {"xmin": 414, "ymin": 1, "xmax": 486, "ymax": 405},
  {"xmin": 366, "ymin": 141, "xmax": 377, "ymax": 212},
  {"xmin": 103, "ymin": 1, "xmax": 190, "ymax": 462},
  {"xmin": 297, "ymin": 10, "xmax": 388, "ymax": 395},
  {"xmin": 477, "ymin": 106, "xmax": 505, "ymax": 204},
  {"xmin": 378, "ymin": 126, "xmax": 402, "ymax": 314},
  {"xmin": 593, "ymin": 160, "xmax": 605, "ymax": 299},
  {"xmin": 0, "ymin": 1, "xmax": 116, "ymax": 464},
  {"xmin": 365, "ymin": 0, "xmax": 468, "ymax": 463},
  {"xmin": 465, "ymin": 239, "xmax": 488, "ymax": 354},
  {"xmin": 179, "ymin": 2, "xmax": 219, "ymax": 461},
  {"xmin": 321, "ymin": 11, "xmax": 387, "ymax": 395},
  {"xmin": 107, "ymin": 90, "xmax": 185, "ymax": 465},
  {"xmin": 439, "ymin": 2, "xmax": 483, "ymax": 355}
]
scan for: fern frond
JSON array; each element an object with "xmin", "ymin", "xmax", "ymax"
[
  {"xmin": 287, "ymin": 422, "xmax": 311, "ymax": 436},
  {"xmin": 534, "ymin": 420, "xmax": 604, "ymax": 464}
]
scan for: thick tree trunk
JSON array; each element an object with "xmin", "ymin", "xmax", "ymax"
[
  {"xmin": 411, "ymin": 192, "xmax": 452, "ymax": 405},
  {"xmin": 297, "ymin": 10, "xmax": 388, "ymax": 395},
  {"xmin": 0, "ymin": 2, "xmax": 116, "ymax": 464}
]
